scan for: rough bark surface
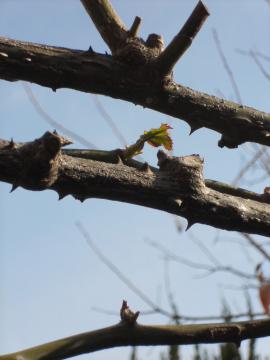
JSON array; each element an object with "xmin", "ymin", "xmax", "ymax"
[
  {"xmin": 0, "ymin": 37, "xmax": 270, "ymax": 148},
  {"xmin": 1, "ymin": 133, "xmax": 270, "ymax": 236}
]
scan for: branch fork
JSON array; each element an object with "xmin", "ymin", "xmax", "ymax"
[{"xmin": 81, "ymin": 0, "xmax": 209, "ymax": 79}]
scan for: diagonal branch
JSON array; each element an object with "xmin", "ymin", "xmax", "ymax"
[
  {"xmin": 0, "ymin": 37, "xmax": 270, "ymax": 148},
  {"xmin": 156, "ymin": 1, "xmax": 209, "ymax": 76},
  {"xmin": 1, "ymin": 132, "xmax": 270, "ymax": 236},
  {"xmin": 1, "ymin": 302, "xmax": 270, "ymax": 360},
  {"xmin": 80, "ymin": 0, "xmax": 127, "ymax": 53}
]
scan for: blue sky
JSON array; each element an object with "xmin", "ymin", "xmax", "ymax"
[{"xmin": 0, "ymin": 1, "xmax": 270, "ymax": 359}]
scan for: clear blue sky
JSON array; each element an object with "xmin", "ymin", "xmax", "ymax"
[{"xmin": 0, "ymin": 1, "xmax": 270, "ymax": 359}]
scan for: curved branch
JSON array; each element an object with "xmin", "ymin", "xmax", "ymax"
[
  {"xmin": 0, "ymin": 37, "xmax": 270, "ymax": 148},
  {"xmin": 1, "ymin": 312, "xmax": 270, "ymax": 360},
  {"xmin": 1, "ymin": 132, "xmax": 270, "ymax": 236}
]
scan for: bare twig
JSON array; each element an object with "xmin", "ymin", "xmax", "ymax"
[
  {"xmin": 241, "ymin": 233, "xmax": 270, "ymax": 262},
  {"xmin": 232, "ymin": 146, "xmax": 267, "ymax": 185},
  {"xmin": 156, "ymin": 1, "xmax": 209, "ymax": 76},
  {"xmin": 23, "ymin": 83, "xmax": 96, "ymax": 148},
  {"xmin": 250, "ymin": 50, "xmax": 270, "ymax": 81},
  {"xmin": 236, "ymin": 49, "xmax": 270, "ymax": 62},
  {"xmin": 146, "ymin": 238, "xmax": 256, "ymax": 280},
  {"xmin": 93, "ymin": 95, "xmax": 127, "ymax": 147},
  {"xmin": 76, "ymin": 222, "xmax": 167, "ymax": 314},
  {"xmin": 212, "ymin": 29, "xmax": 243, "ymax": 104}
]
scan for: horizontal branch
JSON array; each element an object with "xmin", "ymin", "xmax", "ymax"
[
  {"xmin": 1, "ymin": 132, "xmax": 270, "ymax": 236},
  {"xmin": 1, "ymin": 304, "xmax": 270, "ymax": 360},
  {"xmin": 0, "ymin": 37, "xmax": 270, "ymax": 148}
]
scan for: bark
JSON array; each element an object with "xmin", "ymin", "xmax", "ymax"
[
  {"xmin": 0, "ymin": 35, "xmax": 269, "ymax": 148},
  {"xmin": 1, "ymin": 132, "xmax": 270, "ymax": 236},
  {"xmin": 1, "ymin": 303, "xmax": 270, "ymax": 360}
]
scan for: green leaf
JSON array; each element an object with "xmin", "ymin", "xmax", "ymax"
[{"xmin": 123, "ymin": 123, "xmax": 173, "ymax": 159}]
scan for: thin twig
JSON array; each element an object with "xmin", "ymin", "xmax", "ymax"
[
  {"xmin": 146, "ymin": 238, "xmax": 256, "ymax": 280},
  {"xmin": 93, "ymin": 95, "xmax": 127, "ymax": 147},
  {"xmin": 232, "ymin": 146, "xmax": 267, "ymax": 185},
  {"xmin": 236, "ymin": 49, "xmax": 270, "ymax": 62},
  {"xmin": 250, "ymin": 50, "xmax": 270, "ymax": 81},
  {"xmin": 76, "ymin": 222, "xmax": 171, "ymax": 316},
  {"xmin": 241, "ymin": 233, "xmax": 270, "ymax": 262},
  {"xmin": 23, "ymin": 83, "xmax": 96, "ymax": 148},
  {"xmin": 212, "ymin": 29, "xmax": 243, "ymax": 104}
]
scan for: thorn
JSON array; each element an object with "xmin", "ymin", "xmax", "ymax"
[
  {"xmin": 185, "ymin": 219, "xmax": 195, "ymax": 231},
  {"xmin": 116, "ymin": 155, "xmax": 124, "ymax": 165},
  {"xmin": 5, "ymin": 138, "xmax": 15, "ymax": 149},
  {"xmin": 141, "ymin": 162, "xmax": 153, "ymax": 175},
  {"xmin": 58, "ymin": 192, "xmax": 68, "ymax": 200},
  {"xmin": 174, "ymin": 199, "xmax": 183, "ymax": 207},
  {"xmin": 53, "ymin": 129, "xmax": 58, "ymax": 135},
  {"xmin": 88, "ymin": 46, "xmax": 95, "ymax": 53},
  {"xmin": 52, "ymin": 87, "xmax": 57, "ymax": 92},
  {"xmin": 189, "ymin": 124, "xmax": 202, "ymax": 135},
  {"xmin": 105, "ymin": 51, "xmax": 109, "ymax": 55},
  {"xmin": 10, "ymin": 184, "xmax": 19, "ymax": 193},
  {"xmin": 73, "ymin": 194, "xmax": 86, "ymax": 203}
]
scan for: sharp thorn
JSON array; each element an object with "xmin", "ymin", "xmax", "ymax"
[
  {"xmin": 58, "ymin": 192, "xmax": 68, "ymax": 200},
  {"xmin": 10, "ymin": 184, "xmax": 19, "ymax": 193},
  {"xmin": 185, "ymin": 219, "xmax": 195, "ymax": 231},
  {"xmin": 189, "ymin": 125, "xmax": 202, "ymax": 135},
  {"xmin": 88, "ymin": 46, "xmax": 94, "ymax": 53},
  {"xmin": 141, "ymin": 162, "xmax": 153, "ymax": 175}
]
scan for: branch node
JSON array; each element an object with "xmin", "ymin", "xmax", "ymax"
[{"xmin": 120, "ymin": 300, "xmax": 140, "ymax": 325}]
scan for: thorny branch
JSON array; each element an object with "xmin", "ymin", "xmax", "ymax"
[
  {"xmin": 0, "ymin": 1, "xmax": 270, "ymax": 148},
  {"xmin": 1, "ymin": 132, "xmax": 270, "ymax": 236}
]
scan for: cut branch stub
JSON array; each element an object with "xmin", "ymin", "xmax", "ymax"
[
  {"xmin": 157, "ymin": 150, "xmax": 206, "ymax": 195},
  {"xmin": 120, "ymin": 300, "xmax": 140, "ymax": 326},
  {"xmin": 0, "ymin": 131, "xmax": 71, "ymax": 191}
]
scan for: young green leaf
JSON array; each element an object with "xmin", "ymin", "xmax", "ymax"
[{"xmin": 123, "ymin": 123, "xmax": 173, "ymax": 159}]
